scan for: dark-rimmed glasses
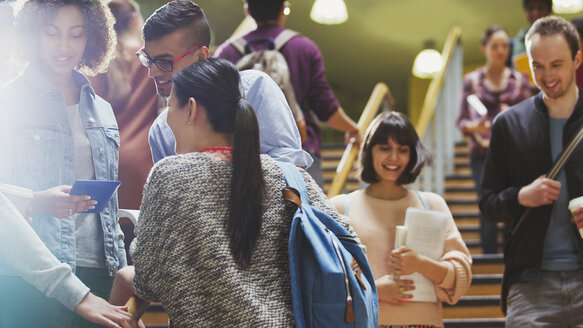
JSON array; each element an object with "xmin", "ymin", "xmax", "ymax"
[{"xmin": 136, "ymin": 44, "xmax": 202, "ymax": 72}]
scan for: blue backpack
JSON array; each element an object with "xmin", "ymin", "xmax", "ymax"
[{"xmin": 277, "ymin": 161, "xmax": 378, "ymax": 328}]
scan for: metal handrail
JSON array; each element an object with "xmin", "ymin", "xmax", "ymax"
[
  {"xmin": 326, "ymin": 82, "xmax": 394, "ymax": 198},
  {"xmin": 416, "ymin": 26, "xmax": 462, "ymax": 139}
]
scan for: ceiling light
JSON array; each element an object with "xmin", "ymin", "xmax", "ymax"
[
  {"xmin": 553, "ymin": 0, "xmax": 583, "ymax": 13},
  {"xmin": 412, "ymin": 41, "xmax": 443, "ymax": 79},
  {"xmin": 310, "ymin": 0, "xmax": 348, "ymax": 25}
]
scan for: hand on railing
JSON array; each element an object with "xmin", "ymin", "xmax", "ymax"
[
  {"xmin": 345, "ymin": 129, "xmax": 362, "ymax": 148},
  {"xmin": 125, "ymin": 295, "xmax": 150, "ymax": 326}
]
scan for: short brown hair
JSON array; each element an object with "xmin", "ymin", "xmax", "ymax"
[
  {"xmin": 15, "ymin": 0, "xmax": 116, "ymax": 75},
  {"xmin": 481, "ymin": 25, "xmax": 507, "ymax": 47},
  {"xmin": 526, "ymin": 16, "xmax": 580, "ymax": 59},
  {"xmin": 359, "ymin": 111, "xmax": 432, "ymax": 185}
]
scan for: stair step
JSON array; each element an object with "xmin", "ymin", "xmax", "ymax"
[
  {"xmin": 467, "ymin": 274, "xmax": 503, "ymax": 296},
  {"xmin": 452, "ymin": 210, "xmax": 480, "ymax": 218},
  {"xmin": 142, "ymin": 303, "xmax": 168, "ymax": 326},
  {"xmin": 443, "ymin": 295, "xmax": 504, "ymax": 319},
  {"xmin": 445, "ymin": 194, "xmax": 477, "ymax": 201},
  {"xmin": 455, "ymin": 151, "xmax": 469, "ymax": 159},
  {"xmin": 446, "ymin": 173, "xmax": 473, "ymax": 180},
  {"xmin": 458, "ymin": 224, "xmax": 505, "ymax": 241},
  {"xmin": 449, "ymin": 203, "xmax": 479, "ymax": 212},
  {"xmin": 454, "ymin": 166, "xmax": 471, "ymax": 175},
  {"xmin": 444, "ymin": 191, "xmax": 477, "ymax": 200},
  {"xmin": 446, "ymin": 186, "xmax": 476, "ymax": 193},
  {"xmin": 444, "ymin": 318, "xmax": 505, "ymax": 328},
  {"xmin": 472, "ymin": 254, "xmax": 505, "ymax": 274},
  {"xmin": 466, "ymin": 239, "xmax": 504, "ymax": 255},
  {"xmin": 455, "ymin": 162, "xmax": 470, "ymax": 169},
  {"xmin": 445, "ymin": 179, "xmax": 475, "ymax": 188}
]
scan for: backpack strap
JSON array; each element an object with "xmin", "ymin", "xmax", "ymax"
[
  {"xmin": 415, "ymin": 190, "xmax": 430, "ymax": 210},
  {"xmin": 230, "ymin": 37, "xmax": 247, "ymax": 56},
  {"xmin": 231, "ymin": 29, "xmax": 298, "ymax": 55},
  {"xmin": 277, "ymin": 161, "xmax": 310, "ymax": 206},
  {"xmin": 273, "ymin": 29, "xmax": 299, "ymax": 50},
  {"xmin": 343, "ymin": 193, "xmax": 352, "ymax": 215}
]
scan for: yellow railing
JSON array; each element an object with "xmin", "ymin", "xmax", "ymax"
[
  {"xmin": 415, "ymin": 26, "xmax": 462, "ymax": 138},
  {"xmin": 326, "ymin": 83, "xmax": 394, "ymax": 198},
  {"xmin": 326, "ymin": 26, "xmax": 462, "ymax": 197}
]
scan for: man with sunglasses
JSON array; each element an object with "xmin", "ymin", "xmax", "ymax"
[{"xmin": 141, "ymin": 0, "xmax": 312, "ymax": 168}]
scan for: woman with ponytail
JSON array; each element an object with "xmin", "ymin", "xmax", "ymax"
[{"xmin": 131, "ymin": 58, "xmax": 351, "ymax": 326}]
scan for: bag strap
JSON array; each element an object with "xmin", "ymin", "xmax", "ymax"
[
  {"xmin": 273, "ymin": 29, "xmax": 298, "ymax": 50},
  {"xmin": 342, "ymin": 193, "xmax": 352, "ymax": 215},
  {"xmin": 231, "ymin": 30, "xmax": 298, "ymax": 56},
  {"xmin": 415, "ymin": 190, "xmax": 431, "ymax": 210},
  {"xmin": 230, "ymin": 37, "xmax": 246, "ymax": 56},
  {"xmin": 511, "ymin": 124, "xmax": 583, "ymax": 235},
  {"xmin": 277, "ymin": 161, "xmax": 310, "ymax": 206}
]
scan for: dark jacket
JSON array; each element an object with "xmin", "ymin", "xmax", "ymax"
[{"xmin": 479, "ymin": 90, "xmax": 583, "ymax": 313}]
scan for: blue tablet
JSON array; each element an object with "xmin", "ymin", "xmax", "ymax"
[{"xmin": 70, "ymin": 180, "xmax": 121, "ymax": 213}]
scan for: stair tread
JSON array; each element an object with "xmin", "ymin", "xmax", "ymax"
[{"xmin": 444, "ymin": 318, "xmax": 505, "ymax": 328}]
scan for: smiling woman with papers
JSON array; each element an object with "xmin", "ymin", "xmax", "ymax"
[{"xmin": 331, "ymin": 112, "xmax": 472, "ymax": 327}]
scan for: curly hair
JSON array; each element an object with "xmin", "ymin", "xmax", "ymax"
[{"xmin": 15, "ymin": 0, "xmax": 116, "ymax": 75}]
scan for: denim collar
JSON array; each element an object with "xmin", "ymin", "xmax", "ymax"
[{"xmin": 22, "ymin": 61, "xmax": 96, "ymax": 99}]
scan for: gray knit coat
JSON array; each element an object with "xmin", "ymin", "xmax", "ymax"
[{"xmin": 133, "ymin": 153, "xmax": 351, "ymax": 327}]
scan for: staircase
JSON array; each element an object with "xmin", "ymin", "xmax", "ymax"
[
  {"xmin": 140, "ymin": 142, "xmax": 506, "ymax": 327},
  {"xmin": 321, "ymin": 142, "xmax": 506, "ymax": 328}
]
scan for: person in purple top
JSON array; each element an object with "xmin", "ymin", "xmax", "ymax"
[
  {"xmin": 215, "ymin": 0, "xmax": 361, "ymax": 188},
  {"xmin": 456, "ymin": 25, "xmax": 532, "ymax": 254}
]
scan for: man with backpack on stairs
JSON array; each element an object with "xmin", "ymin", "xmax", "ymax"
[{"xmin": 215, "ymin": 0, "xmax": 362, "ymax": 189}]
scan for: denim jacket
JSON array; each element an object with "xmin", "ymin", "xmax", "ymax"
[{"xmin": 0, "ymin": 64, "xmax": 126, "ymax": 277}]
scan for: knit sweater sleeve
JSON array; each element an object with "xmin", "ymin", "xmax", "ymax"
[{"xmin": 424, "ymin": 192, "xmax": 472, "ymax": 305}]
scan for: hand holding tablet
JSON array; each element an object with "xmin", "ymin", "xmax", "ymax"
[{"xmin": 70, "ymin": 180, "xmax": 121, "ymax": 214}]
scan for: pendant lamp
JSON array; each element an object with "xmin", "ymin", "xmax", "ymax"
[{"xmin": 310, "ymin": 0, "xmax": 349, "ymax": 25}]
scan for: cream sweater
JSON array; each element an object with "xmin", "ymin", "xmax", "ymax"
[{"xmin": 331, "ymin": 189, "xmax": 472, "ymax": 327}]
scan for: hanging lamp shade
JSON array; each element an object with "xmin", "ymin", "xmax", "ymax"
[
  {"xmin": 412, "ymin": 40, "xmax": 443, "ymax": 79},
  {"xmin": 310, "ymin": 0, "xmax": 348, "ymax": 25},
  {"xmin": 553, "ymin": 0, "xmax": 583, "ymax": 14},
  {"xmin": 553, "ymin": 0, "xmax": 583, "ymax": 13}
]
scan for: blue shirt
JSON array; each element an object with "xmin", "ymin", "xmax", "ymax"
[
  {"xmin": 148, "ymin": 69, "xmax": 313, "ymax": 168},
  {"xmin": 541, "ymin": 117, "xmax": 581, "ymax": 271},
  {"xmin": 0, "ymin": 64, "xmax": 126, "ymax": 276}
]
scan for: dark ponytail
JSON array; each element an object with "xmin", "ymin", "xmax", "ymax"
[
  {"xmin": 230, "ymin": 98, "xmax": 264, "ymax": 267},
  {"xmin": 172, "ymin": 58, "xmax": 265, "ymax": 268}
]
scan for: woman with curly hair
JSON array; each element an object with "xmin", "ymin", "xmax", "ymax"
[{"xmin": 0, "ymin": 1, "xmax": 126, "ymax": 327}]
